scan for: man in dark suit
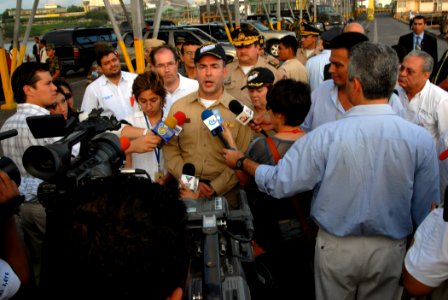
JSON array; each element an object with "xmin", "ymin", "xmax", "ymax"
[{"xmin": 398, "ymin": 15, "xmax": 438, "ymax": 64}]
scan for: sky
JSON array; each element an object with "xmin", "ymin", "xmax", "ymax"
[{"xmin": 0, "ymin": 0, "xmax": 131, "ymax": 14}]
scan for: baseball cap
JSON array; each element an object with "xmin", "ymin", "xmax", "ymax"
[
  {"xmin": 231, "ymin": 28, "xmax": 259, "ymax": 47},
  {"xmin": 194, "ymin": 43, "xmax": 226, "ymax": 63},
  {"xmin": 241, "ymin": 67, "xmax": 275, "ymax": 90}
]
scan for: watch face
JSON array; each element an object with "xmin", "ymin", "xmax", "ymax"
[{"xmin": 237, "ymin": 157, "xmax": 245, "ymax": 169}]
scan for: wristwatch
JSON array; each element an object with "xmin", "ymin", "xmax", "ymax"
[{"xmin": 236, "ymin": 156, "xmax": 247, "ymax": 170}]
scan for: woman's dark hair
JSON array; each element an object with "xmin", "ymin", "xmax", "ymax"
[
  {"xmin": 132, "ymin": 71, "xmax": 167, "ymax": 108},
  {"xmin": 52, "ymin": 77, "xmax": 79, "ymax": 119},
  {"xmin": 267, "ymin": 79, "xmax": 311, "ymax": 126}
]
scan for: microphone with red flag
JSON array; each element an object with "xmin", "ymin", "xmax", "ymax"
[{"xmin": 173, "ymin": 111, "xmax": 187, "ymax": 136}]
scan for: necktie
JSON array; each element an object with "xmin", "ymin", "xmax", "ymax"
[{"xmin": 415, "ymin": 36, "xmax": 422, "ymax": 50}]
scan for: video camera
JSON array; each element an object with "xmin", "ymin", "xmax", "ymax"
[
  {"xmin": 22, "ymin": 108, "xmax": 125, "ymax": 209},
  {"xmin": 183, "ymin": 189, "xmax": 256, "ymax": 300}
]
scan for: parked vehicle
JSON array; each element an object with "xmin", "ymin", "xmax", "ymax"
[
  {"xmin": 119, "ymin": 19, "xmax": 176, "ymax": 34},
  {"xmin": 238, "ymin": 21, "xmax": 296, "ymax": 57},
  {"xmin": 183, "ymin": 23, "xmax": 230, "ymax": 42},
  {"xmin": 42, "ymin": 27, "xmax": 117, "ymax": 74},
  {"xmin": 118, "ymin": 26, "xmax": 236, "ymax": 70},
  {"xmin": 308, "ymin": 5, "xmax": 344, "ymax": 29}
]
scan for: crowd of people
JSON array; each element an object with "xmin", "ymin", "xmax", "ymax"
[{"xmin": 2, "ymin": 16, "xmax": 448, "ymax": 300}]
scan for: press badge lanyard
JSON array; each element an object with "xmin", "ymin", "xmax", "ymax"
[{"xmin": 143, "ymin": 113, "xmax": 161, "ymax": 171}]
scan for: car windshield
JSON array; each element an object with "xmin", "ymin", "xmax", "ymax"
[
  {"xmin": 318, "ymin": 6, "xmax": 336, "ymax": 13},
  {"xmin": 251, "ymin": 23, "xmax": 268, "ymax": 32}
]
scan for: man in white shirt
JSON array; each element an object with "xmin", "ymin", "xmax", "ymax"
[
  {"xmin": 81, "ymin": 47, "xmax": 138, "ymax": 120},
  {"xmin": 397, "ymin": 50, "xmax": 448, "ymax": 198},
  {"xmin": 150, "ymin": 45, "xmax": 199, "ymax": 116}
]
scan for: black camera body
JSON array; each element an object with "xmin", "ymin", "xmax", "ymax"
[
  {"xmin": 184, "ymin": 190, "xmax": 255, "ymax": 300},
  {"xmin": 22, "ymin": 108, "xmax": 124, "ymax": 209}
]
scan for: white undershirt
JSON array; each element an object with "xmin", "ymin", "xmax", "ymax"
[
  {"xmin": 200, "ymin": 98, "xmax": 217, "ymax": 108},
  {"xmin": 241, "ymin": 65, "xmax": 254, "ymax": 75}
]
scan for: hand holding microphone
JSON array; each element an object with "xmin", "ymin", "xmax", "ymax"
[{"xmin": 201, "ymin": 109, "xmax": 231, "ymax": 149}]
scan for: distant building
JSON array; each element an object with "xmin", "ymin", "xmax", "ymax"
[
  {"xmin": 395, "ymin": 0, "xmax": 448, "ymax": 15},
  {"xmin": 88, "ymin": 0, "xmax": 121, "ymax": 7}
]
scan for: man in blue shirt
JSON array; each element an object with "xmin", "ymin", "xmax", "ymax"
[{"xmin": 223, "ymin": 42, "xmax": 440, "ymax": 299}]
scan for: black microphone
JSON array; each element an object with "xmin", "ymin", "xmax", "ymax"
[
  {"xmin": 180, "ymin": 163, "xmax": 199, "ymax": 192},
  {"xmin": 201, "ymin": 109, "xmax": 231, "ymax": 149},
  {"xmin": 0, "ymin": 129, "xmax": 18, "ymax": 141},
  {"xmin": 228, "ymin": 99, "xmax": 268, "ymax": 137}
]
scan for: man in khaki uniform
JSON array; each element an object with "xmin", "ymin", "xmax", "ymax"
[
  {"xmin": 164, "ymin": 43, "xmax": 252, "ymax": 208},
  {"xmin": 297, "ymin": 23, "xmax": 322, "ymax": 65},
  {"xmin": 225, "ymin": 28, "xmax": 279, "ymax": 107},
  {"xmin": 278, "ymin": 35, "xmax": 308, "ymax": 82}
]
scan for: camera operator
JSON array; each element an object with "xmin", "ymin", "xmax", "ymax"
[
  {"xmin": 403, "ymin": 206, "xmax": 448, "ymax": 298},
  {"xmin": 46, "ymin": 175, "xmax": 190, "ymax": 299},
  {"xmin": 0, "ymin": 171, "xmax": 30, "ymax": 299},
  {"xmin": 0, "ymin": 62, "xmax": 60, "ymax": 286}
]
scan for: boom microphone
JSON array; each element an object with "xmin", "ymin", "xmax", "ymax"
[
  {"xmin": 180, "ymin": 163, "xmax": 199, "ymax": 192},
  {"xmin": 229, "ymin": 100, "xmax": 268, "ymax": 137},
  {"xmin": 201, "ymin": 109, "xmax": 230, "ymax": 149}
]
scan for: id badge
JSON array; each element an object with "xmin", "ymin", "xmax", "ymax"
[{"xmin": 154, "ymin": 171, "xmax": 164, "ymax": 181}]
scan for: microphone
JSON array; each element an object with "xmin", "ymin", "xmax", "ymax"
[
  {"xmin": 119, "ymin": 136, "xmax": 131, "ymax": 152},
  {"xmin": 229, "ymin": 99, "xmax": 268, "ymax": 137},
  {"xmin": 0, "ymin": 129, "xmax": 18, "ymax": 141},
  {"xmin": 201, "ymin": 109, "xmax": 230, "ymax": 149},
  {"xmin": 152, "ymin": 116, "xmax": 177, "ymax": 143},
  {"xmin": 173, "ymin": 111, "xmax": 187, "ymax": 136},
  {"xmin": 439, "ymin": 149, "xmax": 448, "ymax": 161},
  {"xmin": 180, "ymin": 163, "xmax": 199, "ymax": 192}
]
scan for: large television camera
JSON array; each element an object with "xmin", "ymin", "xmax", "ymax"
[
  {"xmin": 183, "ymin": 190, "xmax": 256, "ymax": 300},
  {"xmin": 22, "ymin": 108, "xmax": 124, "ymax": 209}
]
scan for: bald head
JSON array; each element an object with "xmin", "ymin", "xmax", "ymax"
[{"xmin": 344, "ymin": 22, "xmax": 365, "ymax": 34}]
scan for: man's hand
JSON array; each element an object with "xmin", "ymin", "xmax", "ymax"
[
  {"xmin": 222, "ymin": 149, "xmax": 245, "ymax": 169},
  {"xmin": 179, "ymin": 180, "xmax": 200, "ymax": 199},
  {"xmin": 126, "ymin": 132, "xmax": 162, "ymax": 154},
  {"xmin": 221, "ymin": 125, "xmax": 237, "ymax": 149},
  {"xmin": 197, "ymin": 182, "xmax": 215, "ymax": 198},
  {"xmin": 0, "ymin": 171, "xmax": 19, "ymax": 206},
  {"xmin": 250, "ymin": 113, "xmax": 274, "ymax": 133}
]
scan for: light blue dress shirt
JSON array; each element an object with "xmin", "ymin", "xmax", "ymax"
[
  {"xmin": 255, "ymin": 104, "xmax": 440, "ymax": 240},
  {"xmin": 301, "ymin": 80, "xmax": 407, "ymax": 132}
]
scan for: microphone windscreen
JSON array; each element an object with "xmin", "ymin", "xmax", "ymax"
[
  {"xmin": 165, "ymin": 116, "xmax": 178, "ymax": 129},
  {"xmin": 201, "ymin": 109, "xmax": 213, "ymax": 120},
  {"xmin": 439, "ymin": 149, "xmax": 448, "ymax": 161},
  {"xmin": 229, "ymin": 99, "xmax": 244, "ymax": 115},
  {"xmin": 174, "ymin": 111, "xmax": 187, "ymax": 126},
  {"xmin": 120, "ymin": 136, "xmax": 131, "ymax": 151},
  {"xmin": 182, "ymin": 163, "xmax": 196, "ymax": 176}
]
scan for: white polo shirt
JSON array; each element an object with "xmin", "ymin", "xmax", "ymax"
[
  {"xmin": 164, "ymin": 73, "xmax": 198, "ymax": 116},
  {"xmin": 81, "ymin": 71, "xmax": 138, "ymax": 120}
]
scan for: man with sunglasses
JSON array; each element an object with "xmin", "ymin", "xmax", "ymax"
[{"xmin": 224, "ymin": 28, "xmax": 279, "ymax": 108}]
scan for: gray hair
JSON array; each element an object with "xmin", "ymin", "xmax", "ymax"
[
  {"xmin": 348, "ymin": 42, "xmax": 398, "ymax": 100},
  {"xmin": 404, "ymin": 50, "xmax": 434, "ymax": 73}
]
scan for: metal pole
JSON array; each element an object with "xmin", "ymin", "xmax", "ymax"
[
  {"xmin": 0, "ymin": 25, "xmax": 14, "ymax": 110},
  {"xmin": 287, "ymin": 0, "xmax": 295, "ymax": 19},
  {"xmin": 276, "ymin": 0, "xmax": 281, "ymax": 30},
  {"xmin": 131, "ymin": 0, "xmax": 145, "ymax": 73},
  {"xmin": 10, "ymin": 0, "xmax": 22, "ymax": 76},
  {"xmin": 104, "ymin": 0, "xmax": 135, "ymax": 73},
  {"xmin": 262, "ymin": 0, "xmax": 275, "ymax": 29},
  {"xmin": 18, "ymin": 0, "xmax": 39, "ymax": 67},
  {"xmin": 235, "ymin": 0, "xmax": 241, "ymax": 28},
  {"xmin": 152, "ymin": 0, "xmax": 164, "ymax": 38},
  {"xmin": 217, "ymin": 0, "xmax": 233, "ymax": 42},
  {"xmin": 119, "ymin": 0, "xmax": 132, "ymax": 27}
]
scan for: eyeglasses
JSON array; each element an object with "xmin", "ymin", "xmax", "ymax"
[
  {"xmin": 138, "ymin": 97, "xmax": 161, "ymax": 106},
  {"xmin": 155, "ymin": 61, "xmax": 176, "ymax": 69}
]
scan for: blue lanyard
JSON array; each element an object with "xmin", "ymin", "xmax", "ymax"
[{"xmin": 143, "ymin": 113, "xmax": 160, "ymax": 166}]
